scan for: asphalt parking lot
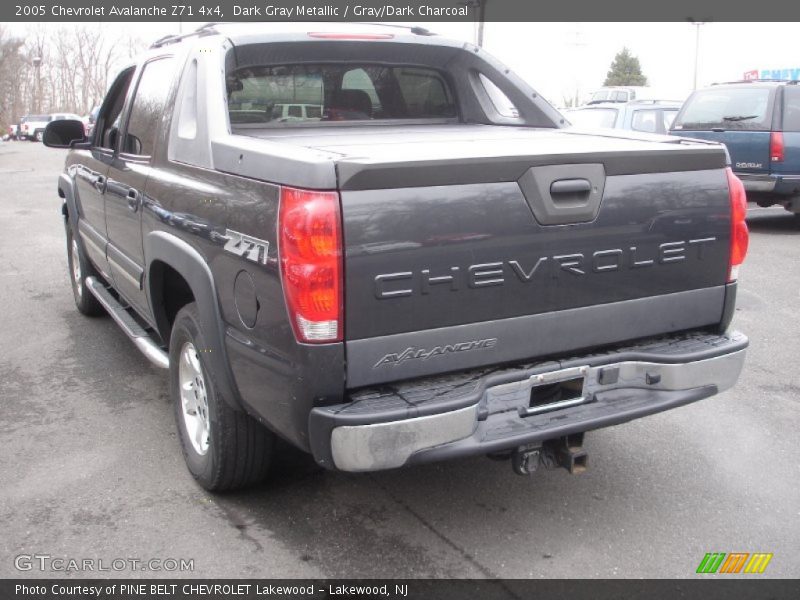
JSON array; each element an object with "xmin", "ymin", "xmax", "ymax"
[{"xmin": 1, "ymin": 140, "xmax": 798, "ymax": 580}]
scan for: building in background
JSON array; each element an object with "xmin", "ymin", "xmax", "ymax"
[{"xmin": 744, "ymin": 67, "xmax": 800, "ymax": 81}]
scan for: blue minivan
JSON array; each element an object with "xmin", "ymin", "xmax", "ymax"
[{"xmin": 670, "ymin": 80, "xmax": 800, "ymax": 216}]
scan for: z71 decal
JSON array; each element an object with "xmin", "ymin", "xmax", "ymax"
[{"xmin": 223, "ymin": 229, "xmax": 270, "ymax": 266}]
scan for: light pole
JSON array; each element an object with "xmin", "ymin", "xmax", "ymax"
[
  {"xmin": 691, "ymin": 21, "xmax": 705, "ymax": 91},
  {"xmin": 32, "ymin": 56, "xmax": 42, "ymax": 114},
  {"xmin": 460, "ymin": 0, "xmax": 486, "ymax": 47},
  {"xmin": 475, "ymin": 0, "xmax": 486, "ymax": 48},
  {"xmin": 566, "ymin": 28, "xmax": 587, "ymax": 107}
]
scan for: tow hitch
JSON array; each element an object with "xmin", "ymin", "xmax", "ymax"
[{"xmin": 509, "ymin": 433, "xmax": 588, "ymax": 476}]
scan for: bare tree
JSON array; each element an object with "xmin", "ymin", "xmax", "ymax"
[
  {"xmin": 0, "ymin": 26, "xmax": 26, "ymax": 130},
  {"xmin": 2, "ymin": 24, "xmax": 147, "ymax": 130}
]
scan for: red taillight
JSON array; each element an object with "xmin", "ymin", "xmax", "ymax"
[
  {"xmin": 307, "ymin": 32, "xmax": 394, "ymax": 40},
  {"xmin": 279, "ymin": 186, "xmax": 343, "ymax": 343},
  {"xmin": 726, "ymin": 167, "xmax": 749, "ymax": 282},
  {"xmin": 770, "ymin": 131, "xmax": 784, "ymax": 162}
]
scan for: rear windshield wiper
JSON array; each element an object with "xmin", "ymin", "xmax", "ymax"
[{"xmin": 722, "ymin": 115, "xmax": 759, "ymax": 122}]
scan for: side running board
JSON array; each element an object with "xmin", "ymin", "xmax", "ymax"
[{"xmin": 85, "ymin": 276, "xmax": 170, "ymax": 369}]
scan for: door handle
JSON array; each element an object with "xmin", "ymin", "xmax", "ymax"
[
  {"xmin": 550, "ymin": 178, "xmax": 592, "ymax": 196},
  {"xmin": 127, "ymin": 189, "xmax": 140, "ymax": 212},
  {"xmin": 93, "ymin": 175, "xmax": 106, "ymax": 192}
]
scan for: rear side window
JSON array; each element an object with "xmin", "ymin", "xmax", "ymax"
[
  {"xmin": 122, "ymin": 57, "xmax": 175, "ymax": 157},
  {"xmin": 631, "ymin": 109, "xmax": 659, "ymax": 133},
  {"xmin": 782, "ymin": 87, "xmax": 800, "ymax": 132},
  {"xmin": 226, "ymin": 64, "xmax": 456, "ymax": 125},
  {"xmin": 673, "ymin": 87, "xmax": 773, "ymax": 131},
  {"xmin": 567, "ymin": 108, "xmax": 618, "ymax": 128}
]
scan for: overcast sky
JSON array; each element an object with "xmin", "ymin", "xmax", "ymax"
[
  {"xmin": 433, "ymin": 22, "xmax": 800, "ymax": 105},
  {"xmin": 17, "ymin": 21, "xmax": 800, "ymax": 107}
]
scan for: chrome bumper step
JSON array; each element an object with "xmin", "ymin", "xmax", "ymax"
[
  {"xmin": 310, "ymin": 330, "xmax": 748, "ymax": 472},
  {"xmin": 85, "ymin": 276, "xmax": 169, "ymax": 369}
]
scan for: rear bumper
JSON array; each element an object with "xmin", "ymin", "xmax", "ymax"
[
  {"xmin": 737, "ymin": 172, "xmax": 800, "ymax": 195},
  {"xmin": 738, "ymin": 173, "xmax": 777, "ymax": 192},
  {"xmin": 309, "ymin": 330, "xmax": 748, "ymax": 472}
]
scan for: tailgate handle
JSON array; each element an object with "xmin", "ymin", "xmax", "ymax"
[
  {"xmin": 518, "ymin": 163, "xmax": 606, "ymax": 225},
  {"xmin": 550, "ymin": 178, "xmax": 591, "ymax": 196}
]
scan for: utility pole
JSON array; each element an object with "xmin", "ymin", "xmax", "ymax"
[
  {"xmin": 565, "ymin": 27, "xmax": 587, "ymax": 107},
  {"xmin": 691, "ymin": 21, "xmax": 705, "ymax": 90},
  {"xmin": 32, "ymin": 55, "xmax": 42, "ymax": 114},
  {"xmin": 460, "ymin": 0, "xmax": 487, "ymax": 47},
  {"xmin": 476, "ymin": 0, "xmax": 486, "ymax": 47}
]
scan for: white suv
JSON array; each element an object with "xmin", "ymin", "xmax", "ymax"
[{"xmin": 20, "ymin": 113, "xmax": 82, "ymax": 142}]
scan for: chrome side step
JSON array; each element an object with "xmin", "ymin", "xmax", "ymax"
[{"xmin": 85, "ymin": 276, "xmax": 169, "ymax": 369}]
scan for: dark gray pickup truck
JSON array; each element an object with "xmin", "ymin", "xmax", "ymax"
[{"xmin": 44, "ymin": 23, "xmax": 749, "ymax": 490}]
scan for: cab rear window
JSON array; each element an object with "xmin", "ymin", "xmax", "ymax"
[
  {"xmin": 227, "ymin": 64, "xmax": 457, "ymax": 126},
  {"xmin": 672, "ymin": 87, "xmax": 773, "ymax": 131}
]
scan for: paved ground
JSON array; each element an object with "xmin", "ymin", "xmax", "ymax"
[{"xmin": 1, "ymin": 141, "xmax": 798, "ymax": 580}]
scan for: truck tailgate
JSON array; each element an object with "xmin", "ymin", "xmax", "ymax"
[{"xmin": 296, "ymin": 125, "xmax": 731, "ymax": 387}]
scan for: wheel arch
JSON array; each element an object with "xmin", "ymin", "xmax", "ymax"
[
  {"xmin": 144, "ymin": 230, "xmax": 243, "ymax": 410},
  {"xmin": 58, "ymin": 173, "xmax": 80, "ymax": 237}
]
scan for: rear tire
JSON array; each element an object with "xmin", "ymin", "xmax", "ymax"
[
  {"xmin": 170, "ymin": 302, "xmax": 274, "ymax": 491},
  {"xmin": 66, "ymin": 226, "xmax": 105, "ymax": 316}
]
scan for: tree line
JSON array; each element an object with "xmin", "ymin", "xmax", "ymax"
[{"xmin": 0, "ymin": 25, "xmax": 145, "ymax": 129}]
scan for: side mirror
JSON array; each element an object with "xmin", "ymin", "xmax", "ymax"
[{"xmin": 43, "ymin": 119, "xmax": 87, "ymax": 148}]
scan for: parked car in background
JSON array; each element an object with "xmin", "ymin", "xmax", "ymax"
[
  {"xmin": 566, "ymin": 100, "xmax": 681, "ymax": 135},
  {"xmin": 19, "ymin": 115, "xmax": 52, "ymax": 141},
  {"xmin": 85, "ymin": 106, "xmax": 101, "ymax": 138},
  {"xmin": 53, "ymin": 113, "xmax": 84, "ymax": 131},
  {"xmin": 273, "ymin": 103, "xmax": 323, "ymax": 121},
  {"xmin": 670, "ymin": 80, "xmax": 800, "ymax": 216},
  {"xmin": 19, "ymin": 113, "xmax": 83, "ymax": 141},
  {"xmin": 5, "ymin": 124, "xmax": 20, "ymax": 140},
  {"xmin": 587, "ymin": 86, "xmax": 650, "ymax": 104}
]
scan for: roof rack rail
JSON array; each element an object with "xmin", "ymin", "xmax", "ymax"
[{"xmin": 149, "ymin": 22, "xmax": 220, "ymax": 49}]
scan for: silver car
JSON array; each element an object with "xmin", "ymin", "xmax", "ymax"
[{"xmin": 566, "ymin": 100, "xmax": 682, "ymax": 135}]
